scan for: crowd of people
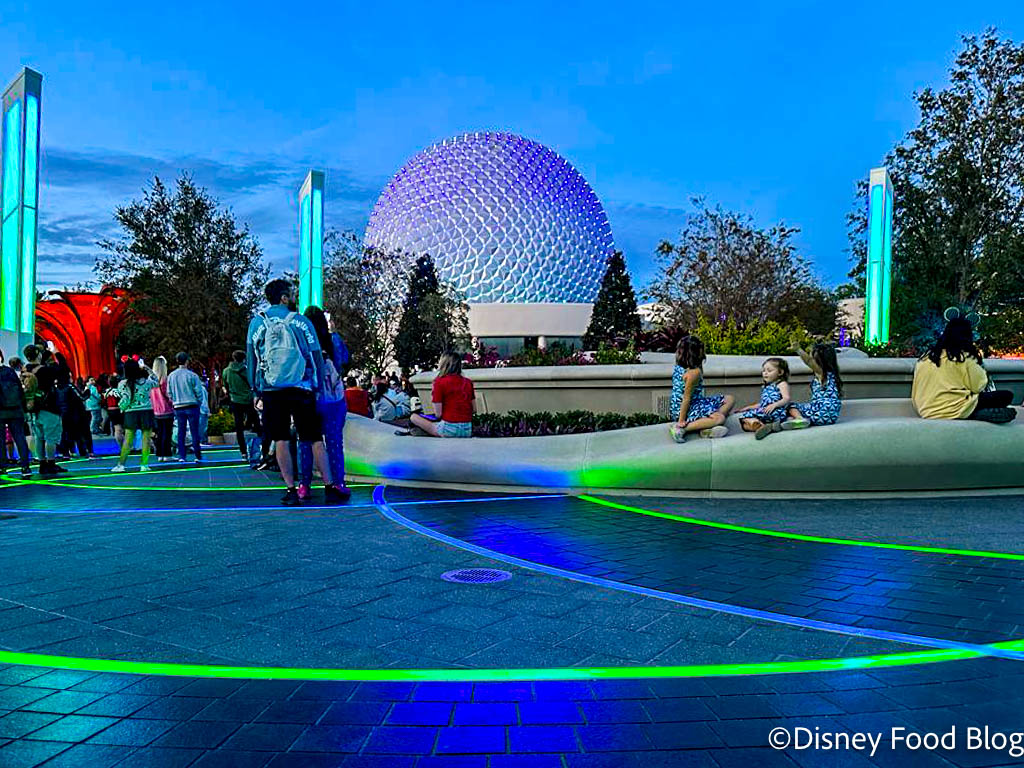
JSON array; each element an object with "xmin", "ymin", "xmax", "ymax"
[{"xmin": 1, "ymin": 285, "xmax": 1016, "ymax": 498}]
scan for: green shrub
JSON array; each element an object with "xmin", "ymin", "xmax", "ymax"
[
  {"xmin": 206, "ymin": 409, "xmax": 234, "ymax": 437},
  {"xmin": 694, "ymin": 315, "xmax": 812, "ymax": 356},
  {"xmin": 594, "ymin": 340, "xmax": 640, "ymax": 364},
  {"xmin": 638, "ymin": 317, "xmax": 812, "ymax": 356}
]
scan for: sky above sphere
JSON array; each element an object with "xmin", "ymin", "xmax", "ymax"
[{"xmin": 2, "ymin": 1, "xmax": 1022, "ymax": 294}]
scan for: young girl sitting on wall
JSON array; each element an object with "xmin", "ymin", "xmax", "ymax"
[
  {"xmin": 669, "ymin": 336, "xmax": 735, "ymax": 443},
  {"xmin": 760, "ymin": 342, "xmax": 843, "ymax": 437},
  {"xmin": 734, "ymin": 358, "xmax": 792, "ymax": 440}
]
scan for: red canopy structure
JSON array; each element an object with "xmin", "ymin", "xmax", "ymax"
[{"xmin": 34, "ymin": 288, "xmax": 131, "ymax": 378}]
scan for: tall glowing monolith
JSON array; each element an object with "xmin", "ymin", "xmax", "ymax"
[
  {"xmin": 0, "ymin": 67, "xmax": 42, "ymax": 357},
  {"xmin": 865, "ymin": 167, "xmax": 893, "ymax": 345},
  {"xmin": 297, "ymin": 170, "xmax": 324, "ymax": 313}
]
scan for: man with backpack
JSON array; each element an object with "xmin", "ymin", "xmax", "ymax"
[
  {"xmin": 24, "ymin": 358, "xmax": 63, "ymax": 476},
  {"xmin": 0, "ymin": 354, "xmax": 31, "ymax": 477},
  {"xmin": 246, "ymin": 279, "xmax": 346, "ymax": 506}
]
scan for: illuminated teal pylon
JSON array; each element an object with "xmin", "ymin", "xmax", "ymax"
[
  {"xmin": 298, "ymin": 170, "xmax": 324, "ymax": 313},
  {"xmin": 865, "ymin": 167, "xmax": 894, "ymax": 344},
  {"xmin": 0, "ymin": 67, "xmax": 42, "ymax": 356}
]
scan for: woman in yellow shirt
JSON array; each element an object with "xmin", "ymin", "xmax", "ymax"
[{"xmin": 911, "ymin": 317, "xmax": 1017, "ymax": 423}]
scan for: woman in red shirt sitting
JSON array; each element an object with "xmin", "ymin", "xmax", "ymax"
[{"xmin": 410, "ymin": 352, "xmax": 475, "ymax": 438}]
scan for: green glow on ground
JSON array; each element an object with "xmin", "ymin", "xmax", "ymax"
[
  {"xmin": 4, "ymin": 643, "xmax": 1020, "ymax": 681},
  {"xmin": 579, "ymin": 495, "xmax": 1024, "ymax": 561}
]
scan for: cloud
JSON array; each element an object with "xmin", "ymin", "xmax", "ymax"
[
  {"xmin": 604, "ymin": 201, "xmax": 690, "ymax": 287},
  {"xmin": 35, "ymin": 146, "xmax": 386, "ymax": 288}
]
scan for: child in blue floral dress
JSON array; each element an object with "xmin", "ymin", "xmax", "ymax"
[
  {"xmin": 735, "ymin": 358, "xmax": 792, "ymax": 439},
  {"xmin": 669, "ymin": 336, "xmax": 735, "ymax": 443},
  {"xmin": 784, "ymin": 343, "xmax": 843, "ymax": 429}
]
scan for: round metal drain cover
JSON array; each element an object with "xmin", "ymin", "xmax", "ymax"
[{"xmin": 441, "ymin": 568, "xmax": 512, "ymax": 585}]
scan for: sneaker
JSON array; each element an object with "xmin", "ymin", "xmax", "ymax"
[
  {"xmin": 111, "ymin": 464, "xmax": 126, "ymax": 473},
  {"xmin": 55, "ymin": 464, "xmax": 68, "ymax": 473},
  {"xmin": 281, "ymin": 488, "xmax": 300, "ymax": 506},
  {"xmin": 781, "ymin": 418, "xmax": 810, "ymax": 431},
  {"xmin": 755, "ymin": 421, "xmax": 782, "ymax": 440},
  {"xmin": 297, "ymin": 484, "xmax": 312, "ymax": 504},
  {"xmin": 176, "ymin": 458, "xmax": 187, "ymax": 463},
  {"xmin": 324, "ymin": 484, "xmax": 351, "ymax": 505},
  {"xmin": 140, "ymin": 465, "xmax": 151, "ymax": 472},
  {"xmin": 20, "ymin": 468, "xmax": 31, "ymax": 479},
  {"xmin": 701, "ymin": 425, "xmax": 730, "ymax": 439},
  {"xmin": 669, "ymin": 424, "xmax": 687, "ymax": 443}
]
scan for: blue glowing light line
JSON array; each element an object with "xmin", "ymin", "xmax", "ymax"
[{"xmin": 371, "ymin": 485, "xmax": 1024, "ymax": 663}]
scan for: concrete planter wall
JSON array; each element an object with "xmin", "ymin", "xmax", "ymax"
[{"xmin": 411, "ymin": 354, "xmax": 1024, "ymax": 417}]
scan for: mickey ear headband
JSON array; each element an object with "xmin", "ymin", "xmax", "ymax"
[{"xmin": 944, "ymin": 307, "xmax": 981, "ymax": 327}]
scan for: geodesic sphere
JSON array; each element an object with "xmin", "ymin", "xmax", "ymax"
[{"xmin": 363, "ymin": 132, "xmax": 614, "ymax": 304}]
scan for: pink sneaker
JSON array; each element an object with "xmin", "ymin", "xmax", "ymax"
[{"xmin": 297, "ymin": 484, "xmax": 312, "ymax": 504}]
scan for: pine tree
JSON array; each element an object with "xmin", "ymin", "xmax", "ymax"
[
  {"xmin": 583, "ymin": 251, "xmax": 641, "ymax": 348},
  {"xmin": 394, "ymin": 254, "xmax": 464, "ymax": 371}
]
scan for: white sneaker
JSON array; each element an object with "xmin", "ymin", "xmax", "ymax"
[
  {"xmin": 700, "ymin": 426, "xmax": 729, "ymax": 439},
  {"xmin": 110, "ymin": 464, "xmax": 126, "ymax": 473},
  {"xmin": 140, "ymin": 465, "xmax": 151, "ymax": 472},
  {"xmin": 781, "ymin": 418, "xmax": 810, "ymax": 431}
]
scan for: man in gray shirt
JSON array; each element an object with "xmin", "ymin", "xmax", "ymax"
[{"xmin": 166, "ymin": 352, "xmax": 206, "ymax": 463}]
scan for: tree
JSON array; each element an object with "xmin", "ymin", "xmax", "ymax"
[
  {"xmin": 847, "ymin": 29, "xmax": 1024, "ymax": 350},
  {"xmin": 321, "ymin": 231, "xmax": 409, "ymax": 374},
  {"xmin": 95, "ymin": 175, "xmax": 267, "ymax": 377},
  {"xmin": 645, "ymin": 199, "xmax": 826, "ymax": 330},
  {"xmin": 393, "ymin": 254, "xmax": 469, "ymax": 371},
  {"xmin": 582, "ymin": 251, "xmax": 641, "ymax": 348}
]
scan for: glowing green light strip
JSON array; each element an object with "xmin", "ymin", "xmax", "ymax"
[
  {"xmin": 311, "ymin": 186, "xmax": 323, "ymax": 308},
  {"xmin": 866, "ymin": 183, "xmax": 884, "ymax": 344},
  {"xmin": 49, "ymin": 461, "xmax": 250, "ymax": 481},
  {"xmin": 298, "ymin": 191, "xmax": 311, "ymax": 312},
  {"xmin": 578, "ymin": 495, "xmax": 1024, "ymax": 561},
  {"xmin": 1, "ymin": 99, "xmax": 21, "ymax": 218},
  {"xmin": 4, "ymin": 641, "xmax": 1023, "ymax": 682}
]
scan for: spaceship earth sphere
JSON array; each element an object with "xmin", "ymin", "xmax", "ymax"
[{"xmin": 363, "ymin": 132, "xmax": 615, "ymax": 304}]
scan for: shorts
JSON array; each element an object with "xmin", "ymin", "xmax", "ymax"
[
  {"xmin": 108, "ymin": 410, "xmax": 124, "ymax": 427},
  {"xmin": 437, "ymin": 420, "xmax": 472, "ymax": 439},
  {"xmin": 261, "ymin": 388, "xmax": 323, "ymax": 442},
  {"xmin": 31, "ymin": 411, "xmax": 63, "ymax": 444},
  {"xmin": 124, "ymin": 410, "xmax": 156, "ymax": 431}
]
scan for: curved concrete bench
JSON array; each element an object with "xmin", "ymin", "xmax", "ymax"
[{"xmin": 343, "ymin": 399, "xmax": 1024, "ymax": 496}]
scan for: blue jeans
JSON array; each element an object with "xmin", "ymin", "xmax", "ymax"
[
  {"xmin": 89, "ymin": 409, "xmax": 102, "ymax": 434},
  {"xmin": 174, "ymin": 405, "xmax": 202, "ymax": 461},
  {"xmin": 299, "ymin": 398, "xmax": 347, "ymax": 487}
]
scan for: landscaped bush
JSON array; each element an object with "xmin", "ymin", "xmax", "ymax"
[
  {"xmin": 472, "ymin": 410, "xmax": 663, "ymax": 438},
  {"xmin": 637, "ymin": 316, "xmax": 812, "ymax": 356},
  {"xmin": 858, "ymin": 340, "xmax": 924, "ymax": 358},
  {"xmin": 206, "ymin": 408, "xmax": 234, "ymax": 437},
  {"xmin": 593, "ymin": 341, "xmax": 640, "ymax": 364},
  {"xmin": 506, "ymin": 342, "xmax": 592, "ymax": 367},
  {"xmin": 464, "ymin": 340, "xmax": 640, "ymax": 369}
]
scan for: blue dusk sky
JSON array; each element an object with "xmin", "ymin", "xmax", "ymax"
[{"xmin": 2, "ymin": 1, "xmax": 1022, "ymax": 292}]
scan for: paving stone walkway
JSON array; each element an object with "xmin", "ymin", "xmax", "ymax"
[{"xmin": 0, "ymin": 453, "xmax": 1021, "ymax": 766}]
